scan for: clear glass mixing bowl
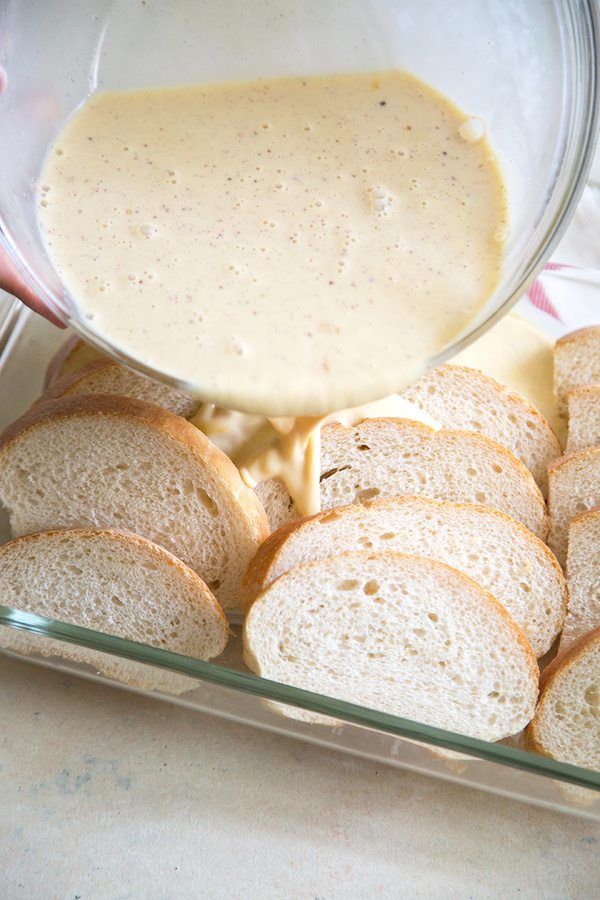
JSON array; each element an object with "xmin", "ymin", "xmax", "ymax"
[{"xmin": 0, "ymin": 0, "xmax": 598, "ymax": 411}]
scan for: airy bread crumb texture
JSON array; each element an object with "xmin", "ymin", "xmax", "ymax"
[
  {"xmin": 402, "ymin": 364, "xmax": 561, "ymax": 494},
  {"xmin": 242, "ymin": 496, "xmax": 566, "ymax": 657},
  {"xmin": 554, "ymin": 326, "xmax": 600, "ymax": 416},
  {"xmin": 559, "ymin": 509, "xmax": 600, "ymax": 652},
  {"xmin": 452, "ymin": 313, "xmax": 564, "ymax": 441},
  {"xmin": 46, "ymin": 358, "xmax": 200, "ymax": 419},
  {"xmin": 244, "ymin": 551, "xmax": 539, "ymax": 742},
  {"xmin": 255, "ymin": 477, "xmax": 298, "ymax": 532},
  {"xmin": 525, "ymin": 627, "xmax": 600, "ymax": 770},
  {"xmin": 258, "ymin": 419, "xmax": 549, "ymax": 537},
  {"xmin": 0, "ymin": 395, "xmax": 269, "ymax": 608},
  {"xmin": 547, "ymin": 447, "xmax": 600, "ymax": 567},
  {"xmin": 0, "ymin": 528, "xmax": 229, "ymax": 689},
  {"xmin": 565, "ymin": 386, "xmax": 600, "ymax": 453},
  {"xmin": 319, "ymin": 420, "xmax": 548, "ymax": 539}
]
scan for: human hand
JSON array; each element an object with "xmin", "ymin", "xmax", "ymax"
[{"xmin": 0, "ymin": 245, "xmax": 65, "ymax": 327}]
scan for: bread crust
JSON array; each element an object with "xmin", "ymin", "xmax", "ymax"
[
  {"xmin": 0, "ymin": 526, "xmax": 229, "ymax": 628},
  {"xmin": 546, "ymin": 446, "xmax": 600, "ymax": 568},
  {"xmin": 0, "ymin": 393, "xmax": 269, "ymax": 546},
  {"xmin": 43, "ymin": 335, "xmax": 106, "ymax": 389},
  {"xmin": 547, "ymin": 444, "xmax": 600, "ymax": 477},
  {"xmin": 241, "ymin": 495, "xmax": 563, "ymax": 615},
  {"xmin": 44, "ymin": 358, "xmax": 125, "ymax": 398},
  {"xmin": 569, "ymin": 506, "xmax": 600, "ymax": 530},
  {"xmin": 43, "ymin": 357, "xmax": 201, "ymax": 418},
  {"xmin": 407, "ymin": 362, "xmax": 562, "ymax": 449},
  {"xmin": 555, "ymin": 325, "xmax": 600, "ymax": 348},
  {"xmin": 567, "ymin": 384, "xmax": 600, "ymax": 401},
  {"xmin": 322, "ymin": 418, "xmax": 549, "ymax": 538},
  {"xmin": 524, "ymin": 626, "xmax": 600, "ymax": 757}
]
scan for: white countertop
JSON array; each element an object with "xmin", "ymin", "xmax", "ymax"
[
  {"xmin": 2, "ymin": 191, "xmax": 600, "ymax": 899},
  {"xmin": 2, "ymin": 654, "xmax": 599, "ymax": 899}
]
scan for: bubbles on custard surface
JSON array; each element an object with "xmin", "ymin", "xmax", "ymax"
[
  {"xmin": 365, "ymin": 185, "xmax": 396, "ymax": 216},
  {"xmin": 459, "ymin": 118, "xmax": 486, "ymax": 143},
  {"xmin": 231, "ymin": 337, "xmax": 247, "ymax": 357},
  {"xmin": 36, "ymin": 72, "xmax": 507, "ymax": 414}
]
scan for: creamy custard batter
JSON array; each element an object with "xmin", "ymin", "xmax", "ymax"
[
  {"xmin": 239, "ymin": 395, "xmax": 440, "ymax": 517},
  {"xmin": 189, "ymin": 393, "xmax": 440, "ymax": 517},
  {"xmin": 38, "ymin": 71, "xmax": 506, "ymax": 416}
]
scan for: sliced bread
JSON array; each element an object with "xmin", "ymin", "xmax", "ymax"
[
  {"xmin": 565, "ymin": 386, "xmax": 600, "ymax": 453},
  {"xmin": 242, "ymin": 496, "xmax": 566, "ymax": 656},
  {"xmin": 451, "ymin": 313, "xmax": 564, "ymax": 442},
  {"xmin": 259, "ymin": 419, "xmax": 547, "ymax": 539},
  {"xmin": 42, "ymin": 339, "xmax": 266, "ymax": 460},
  {"xmin": 0, "ymin": 527, "xmax": 228, "ymax": 655},
  {"xmin": 0, "ymin": 394, "xmax": 269, "ymax": 608},
  {"xmin": 44, "ymin": 358, "xmax": 201, "ymax": 419},
  {"xmin": 524, "ymin": 626, "xmax": 600, "ymax": 771},
  {"xmin": 554, "ymin": 326, "xmax": 600, "ymax": 416},
  {"xmin": 559, "ymin": 509, "xmax": 600, "ymax": 652},
  {"xmin": 0, "ymin": 528, "xmax": 228, "ymax": 692},
  {"xmin": 402, "ymin": 364, "xmax": 560, "ymax": 495},
  {"xmin": 547, "ymin": 447, "xmax": 600, "ymax": 566},
  {"xmin": 43, "ymin": 335, "xmax": 107, "ymax": 388},
  {"xmin": 243, "ymin": 550, "xmax": 539, "ymax": 741},
  {"xmin": 255, "ymin": 477, "xmax": 298, "ymax": 532}
]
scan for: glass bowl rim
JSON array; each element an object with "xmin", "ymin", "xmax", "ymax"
[{"xmin": 0, "ymin": 0, "xmax": 599, "ymax": 412}]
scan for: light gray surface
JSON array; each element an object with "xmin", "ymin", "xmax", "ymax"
[{"xmin": 1, "ymin": 654, "xmax": 599, "ymax": 900}]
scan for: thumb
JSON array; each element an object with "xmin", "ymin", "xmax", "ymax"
[{"xmin": 0, "ymin": 247, "xmax": 66, "ymax": 328}]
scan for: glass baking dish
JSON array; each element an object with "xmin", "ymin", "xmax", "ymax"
[{"xmin": 1, "ymin": 266, "xmax": 599, "ymax": 820}]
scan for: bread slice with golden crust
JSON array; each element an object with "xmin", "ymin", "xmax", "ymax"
[
  {"xmin": 243, "ymin": 550, "xmax": 539, "ymax": 741},
  {"xmin": 241, "ymin": 496, "xmax": 566, "ymax": 657},
  {"xmin": 0, "ymin": 395, "xmax": 269, "ymax": 608},
  {"xmin": 524, "ymin": 626, "xmax": 600, "ymax": 770},
  {"xmin": 0, "ymin": 527, "xmax": 229, "ymax": 678},
  {"xmin": 547, "ymin": 447, "xmax": 600, "ymax": 567},
  {"xmin": 258, "ymin": 419, "xmax": 548, "ymax": 538},
  {"xmin": 565, "ymin": 385, "xmax": 600, "ymax": 453},
  {"xmin": 559, "ymin": 509, "xmax": 600, "ymax": 652},
  {"xmin": 43, "ymin": 335, "xmax": 107, "ymax": 388},
  {"xmin": 45, "ymin": 358, "xmax": 200, "ymax": 419},
  {"xmin": 402, "ymin": 364, "xmax": 561, "ymax": 495},
  {"xmin": 554, "ymin": 326, "xmax": 600, "ymax": 416},
  {"xmin": 452, "ymin": 313, "xmax": 564, "ymax": 441}
]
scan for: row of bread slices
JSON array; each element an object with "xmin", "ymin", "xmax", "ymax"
[
  {"xmin": 525, "ymin": 326, "xmax": 600, "ymax": 772},
  {"xmin": 0, "ymin": 325, "xmax": 596, "ymax": 763}
]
